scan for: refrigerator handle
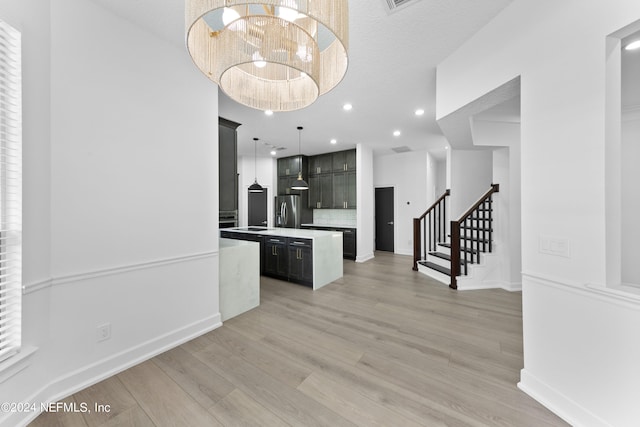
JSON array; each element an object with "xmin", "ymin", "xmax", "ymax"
[{"xmin": 282, "ymin": 202, "xmax": 288, "ymax": 226}]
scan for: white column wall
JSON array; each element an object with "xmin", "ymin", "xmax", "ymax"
[
  {"xmin": 621, "ymin": 112, "xmax": 640, "ymax": 285},
  {"xmin": 437, "ymin": 1, "xmax": 640, "ymax": 425},
  {"xmin": 356, "ymin": 144, "xmax": 374, "ymax": 262},
  {"xmin": 0, "ymin": 1, "xmax": 221, "ymax": 425},
  {"xmin": 373, "ymin": 151, "xmax": 429, "ymax": 256}
]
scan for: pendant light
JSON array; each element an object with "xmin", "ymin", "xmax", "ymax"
[
  {"xmin": 291, "ymin": 126, "xmax": 309, "ymax": 190},
  {"xmin": 248, "ymin": 138, "xmax": 264, "ymax": 193},
  {"xmin": 185, "ymin": 0, "xmax": 349, "ymax": 112}
]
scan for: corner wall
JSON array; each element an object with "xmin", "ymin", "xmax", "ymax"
[
  {"xmin": 437, "ymin": 1, "xmax": 640, "ymax": 424},
  {"xmin": 0, "ymin": 1, "xmax": 221, "ymax": 425}
]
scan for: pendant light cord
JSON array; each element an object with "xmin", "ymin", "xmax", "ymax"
[{"xmin": 297, "ymin": 126, "xmax": 303, "ymax": 174}]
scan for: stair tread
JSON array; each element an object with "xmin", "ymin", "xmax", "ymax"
[
  {"xmin": 418, "ymin": 261, "xmax": 451, "ymax": 276},
  {"xmin": 429, "ymin": 252, "xmax": 470, "ymax": 264}
]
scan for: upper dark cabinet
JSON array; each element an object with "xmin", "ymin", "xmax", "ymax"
[
  {"xmin": 219, "ymin": 117, "xmax": 241, "ymax": 212},
  {"xmin": 309, "ymin": 153, "xmax": 333, "ymax": 175},
  {"xmin": 332, "ymin": 149, "xmax": 356, "ymax": 172},
  {"xmin": 333, "ymin": 170, "xmax": 356, "ymax": 209},
  {"xmin": 277, "ymin": 155, "xmax": 308, "ymax": 195},
  {"xmin": 278, "ymin": 156, "xmax": 303, "ymax": 177},
  {"xmin": 308, "ymin": 174, "xmax": 333, "ymax": 209}
]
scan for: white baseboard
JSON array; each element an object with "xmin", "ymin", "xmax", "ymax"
[
  {"xmin": 466, "ymin": 279, "xmax": 522, "ymax": 292},
  {"xmin": 518, "ymin": 369, "xmax": 609, "ymax": 427},
  {"xmin": 3, "ymin": 314, "xmax": 222, "ymax": 427},
  {"xmin": 356, "ymin": 252, "xmax": 375, "ymax": 263}
]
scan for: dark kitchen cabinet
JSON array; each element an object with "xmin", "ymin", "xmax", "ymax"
[
  {"xmin": 308, "ymin": 174, "xmax": 333, "ymax": 209},
  {"xmin": 300, "ymin": 225, "xmax": 356, "ymax": 260},
  {"xmin": 309, "ymin": 153, "xmax": 333, "ymax": 175},
  {"xmin": 287, "ymin": 239, "xmax": 313, "ymax": 286},
  {"xmin": 308, "ymin": 149, "xmax": 356, "ymax": 209},
  {"xmin": 333, "ymin": 171, "xmax": 356, "ymax": 209},
  {"xmin": 219, "ymin": 117, "xmax": 241, "ymax": 213},
  {"xmin": 220, "ymin": 231, "xmax": 325, "ymax": 286},
  {"xmin": 342, "ymin": 228, "xmax": 357, "ymax": 260},
  {"xmin": 332, "ymin": 149, "xmax": 356, "ymax": 172},
  {"xmin": 277, "ymin": 155, "xmax": 308, "ymax": 195},
  {"xmin": 278, "ymin": 156, "xmax": 301, "ymax": 177},
  {"xmin": 264, "ymin": 236, "xmax": 289, "ymax": 280}
]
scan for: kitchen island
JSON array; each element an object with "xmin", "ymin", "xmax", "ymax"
[{"xmin": 220, "ymin": 227, "xmax": 343, "ymax": 290}]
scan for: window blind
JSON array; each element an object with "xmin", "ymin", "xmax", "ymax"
[{"xmin": 0, "ymin": 19, "xmax": 22, "ymax": 364}]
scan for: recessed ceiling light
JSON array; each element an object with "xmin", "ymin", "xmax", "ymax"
[
  {"xmin": 393, "ymin": 130, "xmax": 401, "ymax": 137},
  {"xmin": 270, "ymin": 150, "xmax": 277, "ymax": 155},
  {"xmin": 265, "ymin": 110, "xmax": 273, "ymax": 116},
  {"xmin": 445, "ymin": 146, "xmax": 449, "ymax": 150},
  {"xmin": 625, "ymin": 40, "xmax": 640, "ymax": 50},
  {"xmin": 415, "ymin": 109, "xmax": 425, "ymax": 116},
  {"xmin": 343, "ymin": 103, "xmax": 353, "ymax": 111},
  {"xmin": 330, "ymin": 138, "xmax": 337, "ymax": 144}
]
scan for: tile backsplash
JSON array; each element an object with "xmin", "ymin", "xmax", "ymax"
[{"xmin": 313, "ymin": 209, "xmax": 357, "ymax": 226}]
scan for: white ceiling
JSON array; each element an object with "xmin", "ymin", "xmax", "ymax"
[{"xmin": 87, "ymin": 0, "xmax": 514, "ymax": 158}]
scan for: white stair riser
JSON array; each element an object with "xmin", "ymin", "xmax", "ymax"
[
  {"xmin": 417, "ymin": 263, "xmax": 450, "ymax": 285},
  {"xmin": 426, "ymin": 254, "xmax": 451, "ymax": 269}
]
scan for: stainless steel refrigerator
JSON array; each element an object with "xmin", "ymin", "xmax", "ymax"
[{"xmin": 275, "ymin": 195, "xmax": 312, "ymax": 228}]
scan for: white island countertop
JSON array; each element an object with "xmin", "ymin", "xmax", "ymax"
[
  {"xmin": 223, "ymin": 227, "xmax": 341, "ymax": 239},
  {"xmin": 300, "ymin": 223, "xmax": 356, "ymax": 229},
  {"xmin": 221, "ymin": 227, "xmax": 343, "ymax": 290}
]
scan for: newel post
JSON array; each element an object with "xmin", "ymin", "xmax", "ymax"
[
  {"xmin": 412, "ymin": 218, "xmax": 421, "ymax": 271},
  {"xmin": 450, "ymin": 220, "xmax": 460, "ymax": 289}
]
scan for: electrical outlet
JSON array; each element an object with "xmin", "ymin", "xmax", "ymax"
[{"xmin": 96, "ymin": 323, "xmax": 111, "ymax": 342}]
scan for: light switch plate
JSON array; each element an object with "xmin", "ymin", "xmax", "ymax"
[{"xmin": 539, "ymin": 235, "xmax": 570, "ymax": 258}]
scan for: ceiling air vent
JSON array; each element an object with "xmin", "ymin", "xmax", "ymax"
[
  {"xmin": 391, "ymin": 146, "xmax": 412, "ymax": 153},
  {"xmin": 383, "ymin": 0, "xmax": 421, "ymax": 13}
]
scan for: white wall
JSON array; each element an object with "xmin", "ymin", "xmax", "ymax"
[
  {"xmin": 373, "ymin": 151, "xmax": 429, "ymax": 256},
  {"xmin": 621, "ymin": 112, "xmax": 640, "ymax": 285},
  {"xmin": 356, "ymin": 144, "xmax": 374, "ymax": 262},
  {"xmin": 473, "ymin": 119, "xmax": 522, "ymax": 289},
  {"xmin": 435, "ymin": 158, "xmax": 447, "ymax": 197},
  {"xmin": 0, "ymin": 1, "xmax": 221, "ymax": 425},
  {"xmin": 449, "ymin": 149, "xmax": 493, "ymax": 219},
  {"xmin": 425, "ymin": 152, "xmax": 437, "ymax": 207},
  {"xmin": 238, "ymin": 156, "xmax": 277, "ymax": 227},
  {"xmin": 437, "ymin": 1, "xmax": 640, "ymax": 425}
]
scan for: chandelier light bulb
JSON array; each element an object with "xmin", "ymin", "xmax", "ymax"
[
  {"xmin": 278, "ymin": 6, "xmax": 299, "ymax": 22},
  {"xmin": 222, "ymin": 7, "xmax": 240, "ymax": 26},
  {"xmin": 252, "ymin": 52, "xmax": 267, "ymax": 68}
]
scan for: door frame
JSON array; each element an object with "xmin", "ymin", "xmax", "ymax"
[{"xmin": 374, "ymin": 185, "xmax": 397, "ymax": 253}]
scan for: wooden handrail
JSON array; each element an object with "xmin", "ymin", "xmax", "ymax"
[
  {"xmin": 450, "ymin": 184, "xmax": 499, "ymax": 289},
  {"xmin": 417, "ymin": 189, "xmax": 450, "ymax": 221},
  {"xmin": 456, "ymin": 184, "xmax": 499, "ymax": 223}
]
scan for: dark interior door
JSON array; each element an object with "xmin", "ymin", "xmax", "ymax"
[
  {"xmin": 248, "ymin": 188, "xmax": 268, "ymax": 226},
  {"xmin": 375, "ymin": 187, "xmax": 394, "ymax": 252}
]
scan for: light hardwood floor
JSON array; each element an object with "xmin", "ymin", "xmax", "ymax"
[{"xmin": 30, "ymin": 252, "xmax": 567, "ymax": 427}]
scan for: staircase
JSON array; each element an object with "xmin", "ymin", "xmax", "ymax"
[{"xmin": 413, "ymin": 184, "xmax": 499, "ymax": 289}]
